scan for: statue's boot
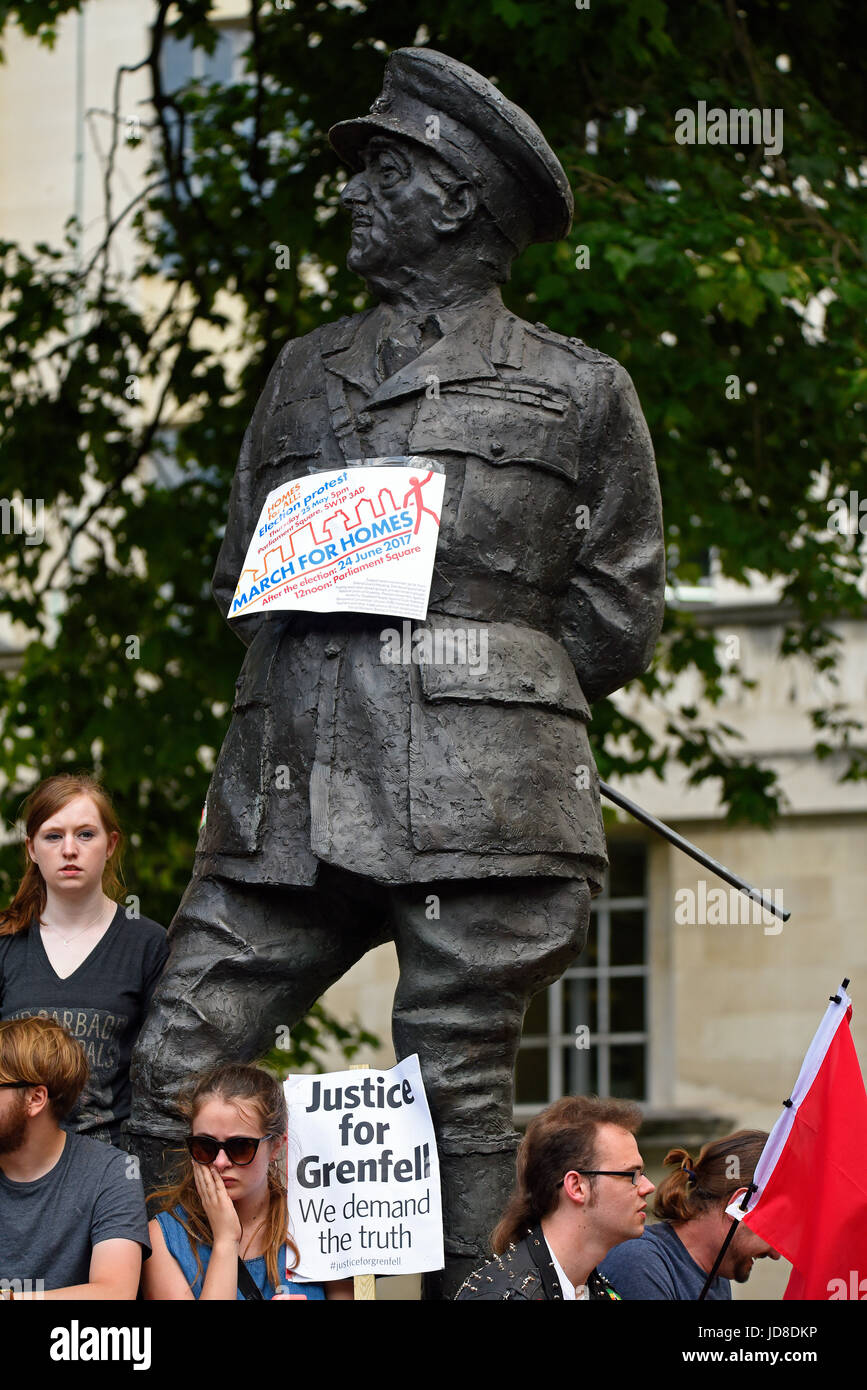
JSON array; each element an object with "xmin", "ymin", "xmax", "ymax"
[
  {"xmin": 121, "ymin": 1129, "xmax": 186, "ymax": 1206},
  {"xmin": 420, "ymin": 1136, "xmax": 521, "ymax": 1300}
]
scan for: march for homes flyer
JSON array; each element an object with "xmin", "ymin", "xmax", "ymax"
[{"xmin": 230, "ymin": 462, "xmax": 446, "ymax": 621}]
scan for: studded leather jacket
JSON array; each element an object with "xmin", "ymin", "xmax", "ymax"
[{"xmin": 455, "ymin": 1223, "xmax": 622, "ymax": 1301}]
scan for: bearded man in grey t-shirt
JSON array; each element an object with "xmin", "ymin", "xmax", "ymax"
[{"xmin": 0, "ymin": 1016, "xmax": 149, "ymax": 1299}]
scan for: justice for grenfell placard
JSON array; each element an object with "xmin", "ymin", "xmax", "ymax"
[
  {"xmin": 284, "ymin": 1055, "xmax": 444, "ymax": 1281},
  {"xmin": 229, "ymin": 461, "xmax": 445, "ymax": 622}
]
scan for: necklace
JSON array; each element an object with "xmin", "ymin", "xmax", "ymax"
[
  {"xmin": 40, "ymin": 904, "xmax": 111, "ymax": 945},
  {"xmin": 240, "ymin": 1216, "xmax": 267, "ymax": 1261}
]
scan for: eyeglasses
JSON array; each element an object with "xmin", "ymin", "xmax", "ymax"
[
  {"xmin": 186, "ymin": 1134, "xmax": 273, "ymax": 1166},
  {"xmin": 0, "ymin": 1081, "xmax": 35, "ymax": 1089},
  {"xmin": 558, "ymin": 1169, "xmax": 646, "ymax": 1187}
]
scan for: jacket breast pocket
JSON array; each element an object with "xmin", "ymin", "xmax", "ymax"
[
  {"xmin": 409, "ymin": 385, "xmax": 580, "ymax": 483},
  {"xmin": 408, "ymin": 619, "xmax": 604, "ymax": 857},
  {"xmin": 259, "ymin": 398, "xmax": 326, "ymax": 470},
  {"xmin": 197, "ymin": 626, "xmax": 277, "ymax": 856}
]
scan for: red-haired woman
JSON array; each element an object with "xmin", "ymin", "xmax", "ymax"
[
  {"xmin": 143, "ymin": 1064, "xmax": 351, "ymax": 1300},
  {"xmin": 0, "ymin": 773, "xmax": 168, "ymax": 1146}
]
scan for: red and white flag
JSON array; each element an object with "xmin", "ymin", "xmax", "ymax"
[{"xmin": 727, "ymin": 981, "xmax": 867, "ymax": 1300}]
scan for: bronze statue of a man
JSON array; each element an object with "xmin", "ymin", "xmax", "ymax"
[{"xmin": 128, "ymin": 47, "xmax": 665, "ymax": 1298}]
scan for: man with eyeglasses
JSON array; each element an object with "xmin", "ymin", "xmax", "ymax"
[
  {"xmin": 456, "ymin": 1095, "xmax": 654, "ymax": 1300},
  {"xmin": 0, "ymin": 1016, "xmax": 149, "ymax": 1299}
]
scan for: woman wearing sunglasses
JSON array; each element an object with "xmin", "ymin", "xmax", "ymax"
[{"xmin": 143, "ymin": 1063, "xmax": 348, "ymax": 1300}]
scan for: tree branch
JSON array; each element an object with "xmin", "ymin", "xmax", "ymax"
[{"xmin": 34, "ymin": 301, "xmax": 200, "ymax": 598}]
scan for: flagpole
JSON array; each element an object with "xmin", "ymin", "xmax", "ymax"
[
  {"xmin": 599, "ymin": 781, "xmax": 790, "ymax": 922},
  {"xmin": 696, "ymin": 1185, "xmax": 756, "ymax": 1301}
]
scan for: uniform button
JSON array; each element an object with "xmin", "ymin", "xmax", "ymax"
[
  {"xmin": 357, "ymin": 412, "xmax": 373, "ymax": 432},
  {"xmin": 324, "ymin": 640, "xmax": 341, "ymax": 658},
  {"xmin": 490, "ymin": 440, "xmax": 504, "ymax": 457}
]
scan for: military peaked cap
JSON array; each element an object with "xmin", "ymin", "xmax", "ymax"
[{"xmin": 329, "ymin": 47, "xmax": 574, "ymax": 252}]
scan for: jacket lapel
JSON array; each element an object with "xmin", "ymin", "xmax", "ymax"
[
  {"xmin": 320, "ymin": 311, "xmax": 378, "ymax": 453},
  {"xmin": 318, "ymin": 300, "xmax": 529, "ymax": 462},
  {"xmin": 364, "ymin": 322, "xmax": 499, "ymax": 406},
  {"xmin": 322, "ymin": 300, "xmax": 522, "ymax": 408},
  {"xmin": 322, "ymin": 309, "xmax": 381, "ymax": 399}
]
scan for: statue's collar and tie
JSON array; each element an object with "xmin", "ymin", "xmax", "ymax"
[
  {"xmin": 374, "ymin": 287, "xmax": 506, "ymax": 380},
  {"xmin": 322, "ymin": 287, "xmax": 506, "ymax": 402},
  {"xmin": 375, "ymin": 307, "xmax": 444, "ymax": 382}
]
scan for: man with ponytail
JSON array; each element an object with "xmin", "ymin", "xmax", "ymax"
[
  {"xmin": 599, "ymin": 1129, "xmax": 780, "ymax": 1299},
  {"xmin": 456, "ymin": 1095, "xmax": 654, "ymax": 1300}
]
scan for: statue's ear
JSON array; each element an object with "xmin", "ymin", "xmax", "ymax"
[{"xmin": 431, "ymin": 179, "xmax": 478, "ymax": 234}]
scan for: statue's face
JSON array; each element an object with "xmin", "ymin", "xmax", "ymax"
[{"xmin": 340, "ymin": 135, "xmax": 453, "ymax": 288}]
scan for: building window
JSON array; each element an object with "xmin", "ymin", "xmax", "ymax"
[
  {"xmin": 515, "ymin": 841, "xmax": 649, "ymax": 1119},
  {"xmin": 156, "ymin": 24, "xmax": 251, "ymax": 255},
  {"xmin": 160, "ymin": 24, "xmax": 249, "ymax": 94}
]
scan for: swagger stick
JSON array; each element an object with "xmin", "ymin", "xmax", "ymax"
[{"xmin": 599, "ymin": 781, "xmax": 790, "ymax": 923}]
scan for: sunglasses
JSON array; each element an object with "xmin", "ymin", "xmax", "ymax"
[
  {"xmin": 186, "ymin": 1134, "xmax": 273, "ymax": 1167},
  {"xmin": 0, "ymin": 1081, "xmax": 37, "ymax": 1089}
]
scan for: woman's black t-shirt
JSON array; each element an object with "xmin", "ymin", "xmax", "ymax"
[{"xmin": 0, "ymin": 905, "xmax": 169, "ymax": 1145}]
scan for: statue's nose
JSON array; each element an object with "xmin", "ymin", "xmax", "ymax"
[{"xmin": 340, "ymin": 172, "xmax": 370, "ymax": 209}]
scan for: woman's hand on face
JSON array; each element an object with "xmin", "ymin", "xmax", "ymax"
[{"xmin": 192, "ymin": 1161, "xmax": 242, "ymax": 1246}]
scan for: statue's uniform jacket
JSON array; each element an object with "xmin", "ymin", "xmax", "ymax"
[{"xmin": 197, "ymin": 290, "xmax": 665, "ymax": 891}]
